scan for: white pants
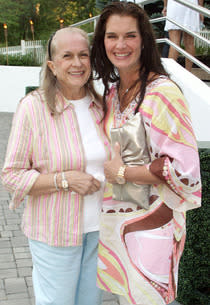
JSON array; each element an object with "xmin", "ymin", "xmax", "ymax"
[{"xmin": 29, "ymin": 231, "xmax": 102, "ymax": 305}]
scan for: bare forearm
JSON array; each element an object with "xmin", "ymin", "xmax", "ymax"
[
  {"xmin": 162, "ymin": 0, "xmax": 167, "ymax": 16},
  {"xmin": 28, "ymin": 170, "xmax": 101, "ymax": 197},
  {"xmin": 104, "ymin": 143, "xmax": 163, "ymax": 186},
  {"xmin": 124, "ymin": 165, "xmax": 162, "ymax": 185}
]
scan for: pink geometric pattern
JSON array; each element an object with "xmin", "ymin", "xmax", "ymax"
[{"xmin": 99, "ymin": 77, "xmax": 201, "ymax": 304}]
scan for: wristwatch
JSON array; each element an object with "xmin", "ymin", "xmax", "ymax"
[
  {"xmin": 115, "ymin": 165, "xmax": 127, "ymax": 184},
  {"xmin": 61, "ymin": 172, "xmax": 69, "ymax": 191}
]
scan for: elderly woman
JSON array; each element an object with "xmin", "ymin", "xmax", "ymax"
[
  {"xmin": 91, "ymin": 2, "xmax": 201, "ymax": 305},
  {"xmin": 1, "ymin": 27, "xmax": 111, "ymax": 305}
]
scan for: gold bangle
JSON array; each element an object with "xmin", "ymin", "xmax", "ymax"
[{"xmin": 53, "ymin": 173, "xmax": 60, "ymax": 192}]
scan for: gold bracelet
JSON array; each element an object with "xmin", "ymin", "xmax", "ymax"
[{"xmin": 53, "ymin": 173, "xmax": 60, "ymax": 192}]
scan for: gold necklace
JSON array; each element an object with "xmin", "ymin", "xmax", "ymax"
[{"xmin": 118, "ymin": 81, "xmax": 139, "ymax": 112}]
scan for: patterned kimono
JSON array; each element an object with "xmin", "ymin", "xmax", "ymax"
[{"xmin": 98, "ymin": 76, "xmax": 201, "ymax": 304}]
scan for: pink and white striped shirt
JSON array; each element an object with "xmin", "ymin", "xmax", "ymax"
[{"xmin": 1, "ymin": 89, "xmax": 111, "ymax": 247}]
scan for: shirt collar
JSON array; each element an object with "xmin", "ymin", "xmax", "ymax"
[{"xmin": 55, "ymin": 89, "xmax": 102, "ymax": 114}]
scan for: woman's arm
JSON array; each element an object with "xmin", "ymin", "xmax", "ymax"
[
  {"xmin": 104, "ymin": 143, "xmax": 162, "ymax": 185},
  {"xmin": 139, "ymin": 82, "xmax": 201, "ymax": 212},
  {"xmin": 1, "ymin": 99, "xmax": 40, "ymax": 207},
  {"xmin": 1, "ymin": 96, "xmax": 101, "ymax": 208},
  {"xmin": 104, "ymin": 144, "xmax": 173, "ymax": 230},
  {"xmin": 105, "ymin": 81, "xmax": 201, "ymax": 213},
  {"xmin": 162, "ymin": 0, "xmax": 168, "ymax": 16},
  {"xmin": 198, "ymin": 0, "xmax": 204, "ymax": 23},
  {"xmin": 29, "ymin": 170, "xmax": 101, "ymax": 196}
]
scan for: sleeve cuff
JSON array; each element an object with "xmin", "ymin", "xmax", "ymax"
[
  {"xmin": 10, "ymin": 170, "xmax": 40, "ymax": 210},
  {"xmin": 149, "ymin": 157, "xmax": 166, "ymax": 181},
  {"xmin": 150, "ymin": 157, "xmax": 182, "ymax": 196}
]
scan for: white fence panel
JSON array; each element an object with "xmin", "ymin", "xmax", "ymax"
[
  {"xmin": 0, "ymin": 40, "xmax": 46, "ymax": 65},
  {"xmin": 0, "ymin": 45, "xmax": 22, "ymax": 55},
  {"xmin": 195, "ymin": 30, "xmax": 210, "ymax": 48},
  {"xmin": 0, "ymin": 31, "xmax": 209, "ymax": 65}
]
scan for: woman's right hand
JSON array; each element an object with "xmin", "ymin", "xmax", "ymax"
[
  {"xmin": 28, "ymin": 170, "xmax": 101, "ymax": 197},
  {"xmin": 61, "ymin": 170, "xmax": 101, "ymax": 196},
  {"xmin": 162, "ymin": 6, "xmax": 167, "ymax": 16}
]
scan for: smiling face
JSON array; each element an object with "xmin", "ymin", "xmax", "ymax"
[
  {"xmin": 48, "ymin": 29, "xmax": 91, "ymax": 99},
  {"xmin": 104, "ymin": 14, "xmax": 142, "ymax": 75}
]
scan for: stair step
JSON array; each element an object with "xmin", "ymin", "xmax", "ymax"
[{"xmin": 191, "ymin": 68, "xmax": 210, "ymax": 81}]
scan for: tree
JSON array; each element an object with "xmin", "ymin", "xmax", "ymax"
[
  {"xmin": 0, "ymin": 0, "xmax": 209, "ymax": 47},
  {"xmin": 95, "ymin": 0, "xmax": 110, "ymax": 10},
  {"xmin": 95, "ymin": 0, "xmax": 121, "ymax": 10},
  {"xmin": 0, "ymin": 0, "xmax": 99, "ymax": 46},
  {"xmin": 0, "ymin": 0, "xmax": 38, "ymax": 45}
]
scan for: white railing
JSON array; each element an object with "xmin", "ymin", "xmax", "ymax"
[
  {"xmin": 0, "ymin": 0, "xmax": 209, "ymax": 70},
  {"xmin": 142, "ymin": 0, "xmax": 210, "ymax": 73},
  {"xmin": 195, "ymin": 30, "xmax": 210, "ymax": 48},
  {"xmin": 0, "ymin": 40, "xmax": 46, "ymax": 65},
  {"xmin": 71, "ymin": 3, "xmax": 209, "ymax": 73}
]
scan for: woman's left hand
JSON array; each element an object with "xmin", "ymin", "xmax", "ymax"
[{"xmin": 104, "ymin": 142, "xmax": 124, "ymax": 184}]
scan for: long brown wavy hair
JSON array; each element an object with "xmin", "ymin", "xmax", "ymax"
[
  {"xmin": 40, "ymin": 27, "xmax": 101, "ymax": 115},
  {"xmin": 91, "ymin": 1, "xmax": 168, "ymax": 115}
]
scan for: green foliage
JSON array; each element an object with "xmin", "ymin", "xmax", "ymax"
[
  {"xmin": 196, "ymin": 47, "xmax": 210, "ymax": 56},
  {"xmin": 0, "ymin": 0, "xmax": 39, "ymax": 45},
  {"xmin": 0, "ymin": 53, "xmax": 40, "ymax": 66},
  {"xmin": 78, "ymin": 23, "xmax": 95, "ymax": 36},
  {"xmin": 95, "ymin": 0, "xmax": 110, "ymax": 10},
  {"xmin": 25, "ymin": 86, "xmax": 38, "ymax": 95},
  {"xmin": 144, "ymin": 0, "xmax": 164, "ymax": 17},
  {"xmin": 0, "ymin": 0, "xmax": 100, "ymax": 45},
  {"xmin": 204, "ymin": 1, "xmax": 210, "ymax": 29},
  {"xmin": 0, "ymin": 0, "xmax": 209, "ymax": 47},
  {"xmin": 177, "ymin": 149, "xmax": 210, "ymax": 305},
  {"xmin": 150, "ymin": 12, "xmax": 165, "ymax": 39}
]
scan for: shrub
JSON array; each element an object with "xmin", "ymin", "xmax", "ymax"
[
  {"xmin": 0, "ymin": 53, "xmax": 40, "ymax": 66},
  {"xmin": 25, "ymin": 86, "xmax": 38, "ymax": 95},
  {"xmin": 177, "ymin": 149, "xmax": 210, "ymax": 305}
]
